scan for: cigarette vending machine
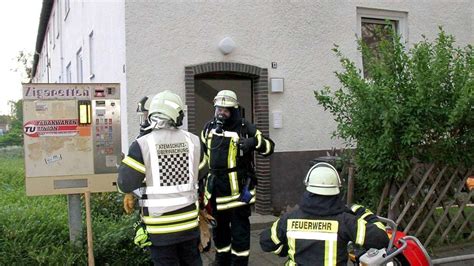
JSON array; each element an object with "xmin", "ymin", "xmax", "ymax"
[{"xmin": 22, "ymin": 83, "xmax": 121, "ymax": 196}]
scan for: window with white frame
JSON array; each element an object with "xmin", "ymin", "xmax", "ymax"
[
  {"xmin": 357, "ymin": 7, "xmax": 407, "ymax": 78},
  {"xmin": 66, "ymin": 62, "xmax": 72, "ymax": 83},
  {"xmin": 88, "ymin": 31, "xmax": 95, "ymax": 79},
  {"xmin": 76, "ymin": 48, "xmax": 83, "ymax": 83}
]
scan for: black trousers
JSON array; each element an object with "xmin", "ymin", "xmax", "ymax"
[
  {"xmin": 149, "ymin": 237, "xmax": 202, "ymax": 266},
  {"xmin": 213, "ymin": 205, "xmax": 251, "ymax": 266}
]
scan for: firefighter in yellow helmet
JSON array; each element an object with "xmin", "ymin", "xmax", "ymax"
[
  {"xmin": 136, "ymin": 95, "xmax": 154, "ymax": 138},
  {"xmin": 260, "ymin": 162, "xmax": 389, "ymax": 265},
  {"xmin": 199, "ymin": 90, "xmax": 275, "ymax": 265},
  {"xmin": 118, "ymin": 90, "xmax": 202, "ymax": 265}
]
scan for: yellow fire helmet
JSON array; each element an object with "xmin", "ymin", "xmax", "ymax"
[{"xmin": 213, "ymin": 90, "xmax": 239, "ymax": 108}]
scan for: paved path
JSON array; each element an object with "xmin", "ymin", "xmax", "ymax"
[{"xmin": 202, "ymin": 229, "xmax": 286, "ymax": 266}]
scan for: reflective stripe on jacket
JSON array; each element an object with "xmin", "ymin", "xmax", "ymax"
[
  {"xmin": 199, "ymin": 119, "xmax": 274, "ymax": 211},
  {"xmin": 260, "ymin": 197, "xmax": 389, "ymax": 266}
]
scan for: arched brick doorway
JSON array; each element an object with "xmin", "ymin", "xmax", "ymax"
[{"xmin": 184, "ymin": 62, "xmax": 272, "ymax": 214}]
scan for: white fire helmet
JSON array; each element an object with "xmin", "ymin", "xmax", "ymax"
[
  {"xmin": 148, "ymin": 90, "xmax": 184, "ymax": 127},
  {"xmin": 304, "ymin": 162, "xmax": 342, "ymax": 196}
]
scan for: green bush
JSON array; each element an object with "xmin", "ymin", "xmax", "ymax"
[
  {"xmin": 0, "ymin": 149, "xmax": 151, "ymax": 264},
  {"xmin": 314, "ymin": 28, "xmax": 473, "ymax": 208}
]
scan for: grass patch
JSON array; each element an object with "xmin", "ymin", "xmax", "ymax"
[{"xmin": 0, "ymin": 147, "xmax": 150, "ymax": 264}]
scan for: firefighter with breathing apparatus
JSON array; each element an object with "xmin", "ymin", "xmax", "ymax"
[
  {"xmin": 118, "ymin": 91, "xmax": 202, "ymax": 265},
  {"xmin": 200, "ymin": 89, "xmax": 275, "ymax": 265}
]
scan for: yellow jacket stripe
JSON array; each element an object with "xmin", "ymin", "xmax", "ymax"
[
  {"xmin": 273, "ymin": 245, "xmax": 283, "ymax": 255},
  {"xmin": 142, "ymin": 204, "xmax": 198, "ymax": 224},
  {"xmin": 287, "ymin": 237, "xmax": 297, "ymax": 266},
  {"xmin": 199, "ymin": 154, "xmax": 208, "ymax": 170},
  {"xmin": 228, "ymin": 139, "xmax": 239, "ymax": 195},
  {"xmin": 122, "ymin": 156, "xmax": 146, "ymax": 174},
  {"xmin": 216, "ymin": 196, "xmax": 256, "ymax": 211},
  {"xmin": 351, "ymin": 204, "xmax": 362, "ymax": 212},
  {"xmin": 146, "ymin": 219, "xmax": 198, "ymax": 234},
  {"xmin": 324, "ymin": 240, "xmax": 337, "ymax": 266},
  {"xmin": 271, "ymin": 218, "xmax": 281, "ymax": 245},
  {"xmin": 374, "ymin": 221, "xmax": 386, "ymax": 231},
  {"xmin": 356, "ymin": 218, "xmax": 367, "ymax": 245},
  {"xmin": 216, "ymin": 188, "xmax": 256, "ymax": 203},
  {"xmin": 263, "ymin": 139, "xmax": 272, "ymax": 155},
  {"xmin": 255, "ymin": 130, "xmax": 263, "ymax": 149}
]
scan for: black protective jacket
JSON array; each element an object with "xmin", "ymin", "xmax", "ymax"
[
  {"xmin": 199, "ymin": 109, "xmax": 274, "ymax": 211},
  {"xmin": 260, "ymin": 192, "xmax": 389, "ymax": 265}
]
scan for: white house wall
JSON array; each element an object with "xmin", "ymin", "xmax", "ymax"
[
  {"xmin": 124, "ymin": 0, "xmax": 473, "ymax": 152},
  {"xmin": 33, "ymin": 0, "xmax": 128, "ymax": 152}
]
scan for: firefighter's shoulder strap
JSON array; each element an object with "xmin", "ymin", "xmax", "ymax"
[{"xmin": 203, "ymin": 120, "xmax": 214, "ymax": 140}]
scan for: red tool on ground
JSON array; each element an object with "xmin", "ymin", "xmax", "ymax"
[{"xmin": 350, "ymin": 217, "xmax": 432, "ymax": 266}]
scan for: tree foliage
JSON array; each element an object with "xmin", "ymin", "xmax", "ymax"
[
  {"xmin": 314, "ymin": 28, "xmax": 473, "ymax": 206},
  {"xmin": 12, "ymin": 50, "xmax": 33, "ymax": 82},
  {"xmin": 0, "ymin": 100, "xmax": 23, "ymax": 147}
]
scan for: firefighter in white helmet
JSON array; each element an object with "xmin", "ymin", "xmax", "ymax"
[
  {"xmin": 200, "ymin": 89, "xmax": 274, "ymax": 265},
  {"xmin": 118, "ymin": 90, "xmax": 202, "ymax": 265},
  {"xmin": 260, "ymin": 162, "xmax": 389, "ymax": 265}
]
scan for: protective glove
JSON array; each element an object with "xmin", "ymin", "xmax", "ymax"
[
  {"xmin": 123, "ymin": 193, "xmax": 136, "ymax": 214},
  {"xmin": 239, "ymin": 138, "xmax": 256, "ymax": 154},
  {"xmin": 133, "ymin": 222, "xmax": 152, "ymax": 248},
  {"xmin": 239, "ymin": 177, "xmax": 253, "ymax": 203},
  {"xmin": 239, "ymin": 186, "xmax": 253, "ymax": 203}
]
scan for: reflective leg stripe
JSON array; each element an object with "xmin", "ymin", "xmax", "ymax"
[
  {"xmin": 287, "ymin": 237, "xmax": 296, "ymax": 265},
  {"xmin": 271, "ymin": 218, "xmax": 281, "ymax": 245},
  {"xmin": 216, "ymin": 196, "xmax": 256, "ymax": 211},
  {"xmin": 255, "ymin": 130, "xmax": 263, "ymax": 149},
  {"xmin": 231, "ymin": 249, "xmax": 249, "ymax": 257},
  {"xmin": 146, "ymin": 219, "xmax": 198, "ymax": 234},
  {"xmin": 324, "ymin": 240, "xmax": 337, "ymax": 266},
  {"xmin": 228, "ymin": 140, "xmax": 239, "ymax": 195},
  {"xmin": 356, "ymin": 218, "xmax": 367, "ymax": 245},
  {"xmin": 122, "ymin": 156, "xmax": 146, "ymax": 174},
  {"xmin": 216, "ymin": 188, "xmax": 256, "ymax": 203},
  {"xmin": 142, "ymin": 204, "xmax": 198, "ymax": 224},
  {"xmin": 216, "ymin": 244, "xmax": 231, "ymax": 253},
  {"xmin": 273, "ymin": 245, "xmax": 283, "ymax": 255}
]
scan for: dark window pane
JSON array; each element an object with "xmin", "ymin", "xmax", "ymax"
[{"xmin": 361, "ymin": 18, "xmax": 397, "ymax": 78}]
